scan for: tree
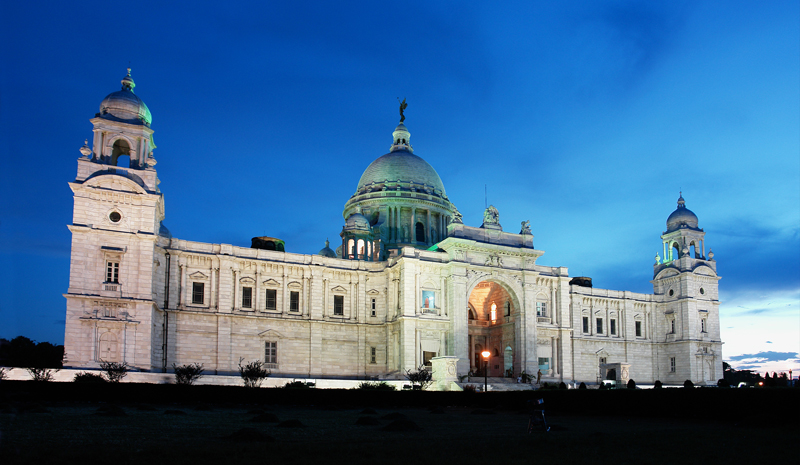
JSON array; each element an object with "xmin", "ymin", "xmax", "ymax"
[
  {"xmin": 100, "ymin": 361, "xmax": 128, "ymax": 383},
  {"xmin": 0, "ymin": 336, "xmax": 64, "ymax": 368},
  {"xmin": 627, "ymin": 379, "xmax": 636, "ymax": 389},
  {"xmin": 654, "ymin": 380, "xmax": 663, "ymax": 389},
  {"xmin": 404, "ymin": 365, "xmax": 433, "ymax": 390},
  {"xmin": 683, "ymin": 379, "xmax": 694, "ymax": 389},
  {"xmin": 173, "ymin": 363, "xmax": 205, "ymax": 385},
  {"xmin": 238, "ymin": 359, "xmax": 270, "ymax": 388}
]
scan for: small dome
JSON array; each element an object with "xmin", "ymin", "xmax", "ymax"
[
  {"xmin": 98, "ymin": 69, "xmax": 152, "ymax": 126},
  {"xmin": 666, "ymin": 194, "xmax": 699, "ymax": 232},
  {"xmin": 344, "ymin": 212, "xmax": 371, "ymax": 231},
  {"xmin": 318, "ymin": 239, "xmax": 337, "ymax": 258}
]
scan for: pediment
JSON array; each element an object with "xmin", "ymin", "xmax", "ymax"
[
  {"xmin": 366, "ymin": 289, "xmax": 380, "ymax": 295},
  {"xmin": 262, "ymin": 279, "xmax": 280, "ymax": 287},
  {"xmin": 692, "ymin": 265, "xmax": 716, "ymax": 277},
  {"xmin": 287, "ymin": 281, "xmax": 302, "ymax": 290},
  {"xmin": 258, "ymin": 329, "xmax": 285, "ymax": 339},
  {"xmin": 331, "ymin": 285, "xmax": 347, "ymax": 293},
  {"xmin": 189, "ymin": 271, "xmax": 208, "ymax": 280},
  {"xmin": 421, "ymin": 280, "xmax": 439, "ymax": 290},
  {"xmin": 240, "ymin": 277, "xmax": 255, "ymax": 285}
]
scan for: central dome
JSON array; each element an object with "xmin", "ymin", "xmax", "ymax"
[{"xmin": 356, "ymin": 149, "xmax": 446, "ymax": 196}]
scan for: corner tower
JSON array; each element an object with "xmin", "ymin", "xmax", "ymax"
[
  {"xmin": 652, "ymin": 194, "xmax": 722, "ymax": 385},
  {"xmin": 342, "ymin": 106, "xmax": 458, "ymax": 259},
  {"xmin": 64, "ymin": 70, "xmax": 167, "ymax": 371}
]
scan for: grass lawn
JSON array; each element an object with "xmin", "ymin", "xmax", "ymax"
[{"xmin": 1, "ymin": 383, "xmax": 796, "ymax": 464}]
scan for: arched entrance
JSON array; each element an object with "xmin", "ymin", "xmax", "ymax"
[{"xmin": 466, "ymin": 280, "xmax": 519, "ymax": 377}]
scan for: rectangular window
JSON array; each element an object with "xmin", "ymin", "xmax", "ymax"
[
  {"xmin": 582, "ymin": 316, "xmax": 589, "ymax": 333},
  {"xmin": 670, "ymin": 357, "xmax": 676, "ymax": 373},
  {"xmin": 106, "ymin": 261, "xmax": 119, "ymax": 283},
  {"xmin": 242, "ymin": 287, "xmax": 252, "ymax": 309},
  {"xmin": 265, "ymin": 289, "xmax": 277, "ymax": 310},
  {"xmin": 538, "ymin": 357, "xmax": 550, "ymax": 370},
  {"xmin": 596, "ymin": 318, "xmax": 603, "ymax": 334},
  {"xmin": 192, "ymin": 282, "xmax": 204, "ymax": 305},
  {"xmin": 333, "ymin": 295, "xmax": 344, "ymax": 315},
  {"xmin": 635, "ymin": 321, "xmax": 642, "ymax": 337},
  {"xmin": 670, "ymin": 319, "xmax": 675, "ymax": 334},
  {"xmin": 701, "ymin": 318, "xmax": 706, "ymax": 333},
  {"xmin": 599, "ymin": 357, "xmax": 607, "ymax": 365},
  {"xmin": 536, "ymin": 302, "xmax": 546, "ymax": 317},
  {"xmin": 370, "ymin": 347, "xmax": 376, "ymax": 364},
  {"xmin": 265, "ymin": 341, "xmax": 277, "ymax": 365},
  {"xmin": 610, "ymin": 319, "xmax": 616, "ymax": 336},
  {"xmin": 289, "ymin": 291, "xmax": 299, "ymax": 312},
  {"xmin": 371, "ymin": 298, "xmax": 376, "ymax": 317}
]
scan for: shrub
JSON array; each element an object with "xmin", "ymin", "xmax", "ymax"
[
  {"xmin": 683, "ymin": 379, "xmax": 695, "ymax": 389},
  {"xmin": 717, "ymin": 378, "xmax": 730, "ymax": 388},
  {"xmin": 598, "ymin": 382, "xmax": 607, "ymax": 390},
  {"xmin": 654, "ymin": 380, "xmax": 663, "ymax": 389},
  {"xmin": 520, "ymin": 371, "xmax": 533, "ymax": 383},
  {"xmin": 28, "ymin": 367, "xmax": 58, "ymax": 382},
  {"xmin": 73, "ymin": 372, "xmax": 107, "ymax": 383},
  {"xmin": 99, "ymin": 361, "xmax": 128, "ymax": 383},
  {"xmin": 627, "ymin": 379, "xmax": 636, "ymax": 389},
  {"xmin": 559, "ymin": 382, "xmax": 567, "ymax": 390},
  {"xmin": 356, "ymin": 381, "xmax": 397, "ymax": 391},
  {"xmin": 578, "ymin": 382, "xmax": 587, "ymax": 389},
  {"xmin": 462, "ymin": 384, "xmax": 477, "ymax": 393},
  {"xmin": 238, "ymin": 359, "xmax": 270, "ymax": 388},
  {"xmin": 173, "ymin": 363, "xmax": 204, "ymax": 385},
  {"xmin": 404, "ymin": 365, "xmax": 433, "ymax": 391},
  {"xmin": 283, "ymin": 380, "xmax": 310, "ymax": 389}
]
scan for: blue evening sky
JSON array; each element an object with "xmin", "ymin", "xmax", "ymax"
[{"xmin": 1, "ymin": 1, "xmax": 797, "ymax": 374}]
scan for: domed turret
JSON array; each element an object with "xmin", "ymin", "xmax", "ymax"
[
  {"xmin": 318, "ymin": 239, "xmax": 337, "ymax": 258},
  {"xmin": 666, "ymin": 194, "xmax": 699, "ymax": 232},
  {"xmin": 98, "ymin": 69, "xmax": 152, "ymax": 126}
]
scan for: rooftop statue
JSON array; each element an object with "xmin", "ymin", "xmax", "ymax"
[
  {"xmin": 484, "ymin": 205, "xmax": 499, "ymax": 225},
  {"xmin": 520, "ymin": 220, "xmax": 531, "ymax": 235},
  {"xmin": 452, "ymin": 208, "xmax": 463, "ymax": 224},
  {"xmin": 398, "ymin": 98, "xmax": 407, "ymax": 122}
]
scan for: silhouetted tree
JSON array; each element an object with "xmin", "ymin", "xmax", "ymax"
[
  {"xmin": 654, "ymin": 380, "xmax": 663, "ymax": 389},
  {"xmin": 0, "ymin": 336, "xmax": 64, "ymax": 368},
  {"xmin": 683, "ymin": 379, "xmax": 694, "ymax": 389},
  {"xmin": 627, "ymin": 379, "xmax": 636, "ymax": 389}
]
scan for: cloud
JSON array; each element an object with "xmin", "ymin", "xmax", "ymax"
[
  {"xmin": 727, "ymin": 351, "xmax": 798, "ymax": 363},
  {"xmin": 766, "ymin": 341, "xmax": 772, "ymax": 344}
]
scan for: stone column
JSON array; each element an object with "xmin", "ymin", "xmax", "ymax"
[
  {"xmin": 210, "ymin": 266, "xmax": 217, "ymax": 309},
  {"xmin": 233, "ymin": 269, "xmax": 239, "ymax": 310},
  {"xmin": 426, "ymin": 210, "xmax": 431, "ymax": 244},
  {"xmin": 411, "ymin": 208, "xmax": 416, "ymax": 243},
  {"xmin": 282, "ymin": 268, "xmax": 288, "ymax": 315}
]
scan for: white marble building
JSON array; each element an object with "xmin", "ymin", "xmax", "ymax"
[{"xmin": 63, "ymin": 71, "xmax": 724, "ymax": 385}]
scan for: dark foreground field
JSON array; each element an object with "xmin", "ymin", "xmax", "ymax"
[{"xmin": 1, "ymin": 382, "xmax": 797, "ymax": 464}]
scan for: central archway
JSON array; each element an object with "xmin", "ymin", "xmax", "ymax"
[{"xmin": 466, "ymin": 280, "xmax": 520, "ymax": 377}]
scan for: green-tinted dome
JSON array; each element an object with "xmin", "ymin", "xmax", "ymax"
[
  {"xmin": 98, "ymin": 70, "xmax": 152, "ymax": 126},
  {"xmin": 356, "ymin": 149, "xmax": 446, "ymax": 197},
  {"xmin": 666, "ymin": 194, "xmax": 700, "ymax": 232}
]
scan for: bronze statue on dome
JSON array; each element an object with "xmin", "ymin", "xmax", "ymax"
[{"xmin": 398, "ymin": 98, "xmax": 407, "ymax": 122}]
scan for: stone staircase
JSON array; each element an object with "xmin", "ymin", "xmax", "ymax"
[{"xmin": 459, "ymin": 376, "xmax": 535, "ymax": 391}]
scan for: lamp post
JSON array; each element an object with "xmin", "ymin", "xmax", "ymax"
[{"xmin": 481, "ymin": 350, "xmax": 491, "ymax": 393}]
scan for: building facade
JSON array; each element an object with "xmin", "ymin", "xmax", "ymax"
[{"xmin": 64, "ymin": 72, "xmax": 724, "ymax": 385}]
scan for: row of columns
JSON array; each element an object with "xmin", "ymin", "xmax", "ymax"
[{"xmin": 386, "ymin": 206, "xmax": 450, "ymax": 245}]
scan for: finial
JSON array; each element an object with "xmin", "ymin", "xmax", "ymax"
[
  {"xmin": 121, "ymin": 68, "xmax": 136, "ymax": 91},
  {"xmin": 79, "ymin": 139, "xmax": 92, "ymax": 158},
  {"xmin": 325, "ymin": 238, "xmax": 330, "ymax": 247}
]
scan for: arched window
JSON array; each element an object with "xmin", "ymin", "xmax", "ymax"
[
  {"xmin": 347, "ymin": 239, "xmax": 355, "ymax": 258},
  {"xmin": 505, "ymin": 301, "xmax": 511, "ymax": 316},
  {"xmin": 672, "ymin": 242, "xmax": 681, "ymax": 260},
  {"xmin": 490, "ymin": 302, "xmax": 497, "ymax": 322},
  {"xmin": 111, "ymin": 139, "xmax": 131, "ymax": 167},
  {"xmin": 357, "ymin": 239, "xmax": 365, "ymax": 258},
  {"xmin": 415, "ymin": 222, "xmax": 425, "ymax": 243}
]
